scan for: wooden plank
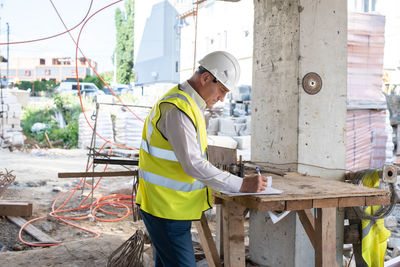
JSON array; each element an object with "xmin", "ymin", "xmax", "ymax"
[
  {"xmin": 93, "ymin": 158, "xmax": 139, "ymax": 166},
  {"xmin": 313, "ymin": 198, "xmax": 338, "ymax": 208},
  {"xmin": 227, "ymin": 196, "xmax": 285, "ymax": 211},
  {"xmin": 215, "ymin": 174, "xmax": 389, "ymax": 211},
  {"xmin": 215, "ymin": 205, "xmax": 223, "ymax": 257},
  {"xmin": 265, "ymin": 173, "xmax": 389, "ymax": 202},
  {"xmin": 58, "ymin": 170, "xmax": 138, "ymax": 178},
  {"xmin": 214, "ymin": 196, "xmax": 223, "ymax": 205},
  {"xmin": 297, "ymin": 210, "xmax": 316, "ymax": 249},
  {"xmin": 0, "ymin": 202, "xmax": 32, "ymax": 217},
  {"xmin": 208, "ymin": 145, "xmax": 237, "ymax": 165},
  {"xmin": 44, "ymin": 132, "xmax": 52, "ymax": 148},
  {"xmin": 7, "ymin": 216, "xmax": 60, "ymax": 244},
  {"xmin": 338, "ymin": 196, "xmax": 365, "ymax": 207},
  {"xmin": 314, "ymin": 208, "xmax": 336, "ymax": 267},
  {"xmin": 194, "ymin": 213, "xmax": 222, "ymax": 267},
  {"xmin": 222, "ymin": 200, "xmax": 246, "ymax": 267},
  {"xmin": 343, "ymin": 224, "xmax": 360, "ymax": 244},
  {"xmin": 365, "ymin": 195, "xmax": 390, "ymax": 206},
  {"xmin": 286, "ymin": 199, "xmax": 312, "ymax": 210}
]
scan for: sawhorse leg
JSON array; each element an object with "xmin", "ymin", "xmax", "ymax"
[
  {"xmin": 298, "ymin": 207, "xmax": 337, "ymax": 267},
  {"xmin": 222, "ymin": 200, "xmax": 246, "ymax": 267},
  {"xmin": 195, "ymin": 213, "xmax": 222, "ymax": 267}
]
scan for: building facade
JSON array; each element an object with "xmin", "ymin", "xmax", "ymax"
[{"xmin": 0, "ymin": 56, "xmax": 97, "ymax": 84}]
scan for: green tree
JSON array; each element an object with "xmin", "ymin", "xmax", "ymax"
[
  {"xmin": 19, "ymin": 81, "xmax": 33, "ymax": 90},
  {"xmin": 100, "ymin": 71, "xmax": 114, "ymax": 85},
  {"xmin": 83, "ymin": 75, "xmax": 104, "ymax": 90},
  {"xmin": 115, "ymin": 0, "xmax": 134, "ymax": 84}
]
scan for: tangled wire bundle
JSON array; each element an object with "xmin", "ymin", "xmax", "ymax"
[
  {"xmin": 346, "ymin": 169, "xmax": 397, "ymax": 220},
  {"xmin": 106, "ymin": 229, "xmax": 146, "ymax": 267}
]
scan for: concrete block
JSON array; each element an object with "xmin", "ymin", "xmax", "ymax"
[
  {"xmin": 233, "ymin": 135, "xmax": 251, "ymax": 149},
  {"xmin": 392, "ymin": 246, "xmax": 400, "ymax": 258},
  {"xmin": 385, "ymin": 216, "xmax": 398, "ymax": 229},
  {"xmin": 218, "ymin": 118, "xmax": 236, "ymax": 135},
  {"xmin": 388, "ymin": 233, "xmax": 400, "ymax": 248},
  {"xmin": 207, "ymin": 118, "xmax": 219, "ymax": 134}
]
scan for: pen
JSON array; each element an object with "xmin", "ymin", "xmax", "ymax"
[{"xmin": 256, "ymin": 166, "xmax": 261, "ymax": 176}]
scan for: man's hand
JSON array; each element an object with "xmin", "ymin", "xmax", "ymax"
[{"xmin": 239, "ymin": 173, "xmax": 269, "ymax": 193}]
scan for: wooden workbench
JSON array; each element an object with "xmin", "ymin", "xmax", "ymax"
[{"xmin": 197, "ymin": 172, "xmax": 391, "ymax": 267}]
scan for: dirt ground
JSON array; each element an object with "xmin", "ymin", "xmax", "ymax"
[{"xmin": 0, "ymin": 148, "xmax": 154, "ymax": 266}]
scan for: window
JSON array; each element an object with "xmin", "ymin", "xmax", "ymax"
[
  {"xmin": 84, "ymin": 85, "xmax": 96, "ymax": 90},
  {"xmin": 40, "ymin": 58, "xmax": 45, "ymax": 65},
  {"xmin": 52, "ymin": 58, "xmax": 60, "ymax": 65}
]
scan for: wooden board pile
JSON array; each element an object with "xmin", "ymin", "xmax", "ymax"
[{"xmin": 346, "ymin": 12, "xmax": 390, "ymax": 171}]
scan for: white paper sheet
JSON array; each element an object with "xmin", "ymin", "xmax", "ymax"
[
  {"xmin": 220, "ymin": 176, "xmax": 283, "ymax": 196},
  {"xmin": 268, "ymin": 210, "xmax": 291, "ymax": 223}
]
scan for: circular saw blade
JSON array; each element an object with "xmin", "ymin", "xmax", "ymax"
[{"xmin": 302, "ymin": 72, "xmax": 322, "ymax": 95}]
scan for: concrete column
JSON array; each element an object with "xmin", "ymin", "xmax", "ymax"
[{"xmin": 250, "ymin": 0, "xmax": 347, "ymax": 266}]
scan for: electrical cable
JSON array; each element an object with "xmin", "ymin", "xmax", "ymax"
[
  {"xmin": 17, "ymin": 2, "xmax": 141, "ymax": 247},
  {"xmin": 251, "ymin": 160, "xmax": 347, "ymax": 171},
  {"xmin": 349, "ymin": 169, "xmax": 396, "ymax": 220},
  {"xmin": 0, "ymin": 0, "xmax": 94, "ymax": 46},
  {"xmin": 18, "ymin": 142, "xmax": 138, "ymax": 247},
  {"xmin": 192, "ymin": 0, "xmax": 199, "ymax": 73},
  {"xmin": 66, "ymin": 0, "xmax": 144, "ymax": 151}
]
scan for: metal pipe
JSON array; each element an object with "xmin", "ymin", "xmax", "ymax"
[{"xmin": 6, "ymin": 22, "xmax": 9, "ymax": 88}]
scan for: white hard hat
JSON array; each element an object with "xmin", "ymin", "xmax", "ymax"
[{"xmin": 198, "ymin": 51, "xmax": 240, "ymax": 91}]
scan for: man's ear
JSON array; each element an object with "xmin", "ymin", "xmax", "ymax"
[{"xmin": 200, "ymin": 72, "xmax": 210, "ymax": 86}]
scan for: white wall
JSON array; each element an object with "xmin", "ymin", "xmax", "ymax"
[{"xmin": 179, "ymin": 0, "xmax": 254, "ymax": 85}]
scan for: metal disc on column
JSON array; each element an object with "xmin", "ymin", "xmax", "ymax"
[{"xmin": 302, "ymin": 72, "xmax": 322, "ymax": 95}]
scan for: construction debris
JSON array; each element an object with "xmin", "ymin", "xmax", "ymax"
[{"xmin": 0, "ymin": 169, "xmax": 16, "ymax": 197}]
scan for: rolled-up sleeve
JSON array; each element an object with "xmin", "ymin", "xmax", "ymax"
[{"xmin": 157, "ymin": 104, "xmax": 243, "ymax": 192}]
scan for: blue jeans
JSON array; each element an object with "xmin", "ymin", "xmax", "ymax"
[{"xmin": 140, "ymin": 210, "xmax": 196, "ymax": 267}]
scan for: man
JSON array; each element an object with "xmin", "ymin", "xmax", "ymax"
[{"xmin": 136, "ymin": 51, "xmax": 268, "ymax": 267}]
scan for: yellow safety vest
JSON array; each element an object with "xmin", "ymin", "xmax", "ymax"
[
  {"xmin": 361, "ymin": 170, "xmax": 391, "ymax": 267},
  {"xmin": 136, "ymin": 85, "xmax": 213, "ymax": 220}
]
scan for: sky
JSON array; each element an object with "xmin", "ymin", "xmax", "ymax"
[{"xmin": 0, "ymin": 0, "xmax": 125, "ymax": 73}]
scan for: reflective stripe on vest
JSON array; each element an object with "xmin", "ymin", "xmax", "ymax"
[
  {"xmin": 140, "ymin": 139, "xmax": 178, "ymax": 162},
  {"xmin": 139, "ymin": 168, "xmax": 206, "ymax": 192}
]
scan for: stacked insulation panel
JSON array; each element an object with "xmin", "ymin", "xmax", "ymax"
[
  {"xmin": 346, "ymin": 13, "xmax": 390, "ymax": 171},
  {"xmin": 0, "ymin": 90, "xmax": 25, "ymax": 147},
  {"xmin": 346, "ymin": 110, "xmax": 387, "ymax": 170},
  {"xmin": 114, "ymin": 110, "xmax": 148, "ymax": 150},
  {"xmin": 348, "ymin": 12, "xmax": 386, "ymax": 107},
  {"xmin": 78, "ymin": 110, "xmax": 114, "ymax": 149}
]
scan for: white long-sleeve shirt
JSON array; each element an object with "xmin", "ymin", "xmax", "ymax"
[{"xmin": 156, "ymin": 81, "xmax": 243, "ymax": 193}]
